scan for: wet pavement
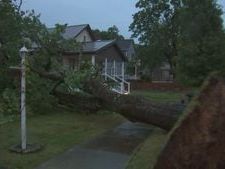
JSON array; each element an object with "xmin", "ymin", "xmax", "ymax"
[{"xmin": 35, "ymin": 121, "xmax": 153, "ymax": 169}]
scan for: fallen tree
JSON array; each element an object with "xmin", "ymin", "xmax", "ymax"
[
  {"xmin": 10, "ymin": 66, "xmax": 185, "ymax": 131},
  {"xmin": 82, "ymin": 78, "xmax": 185, "ymax": 131},
  {"xmin": 16, "ymin": 67, "xmax": 225, "ymax": 168}
]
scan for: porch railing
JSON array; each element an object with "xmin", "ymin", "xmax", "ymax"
[{"xmin": 102, "ymin": 73, "xmax": 130, "ymax": 95}]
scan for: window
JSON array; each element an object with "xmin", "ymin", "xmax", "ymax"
[
  {"xmin": 68, "ymin": 58, "xmax": 79, "ymax": 70},
  {"xmin": 83, "ymin": 36, "xmax": 86, "ymax": 42}
]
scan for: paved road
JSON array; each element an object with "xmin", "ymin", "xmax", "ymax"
[{"xmin": 35, "ymin": 121, "xmax": 153, "ymax": 169}]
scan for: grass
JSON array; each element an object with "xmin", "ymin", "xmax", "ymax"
[
  {"xmin": 131, "ymin": 90, "xmax": 183, "ymax": 103},
  {"xmin": 0, "ymin": 110, "xmax": 124, "ymax": 169},
  {"xmin": 126, "ymin": 89, "xmax": 185, "ymax": 169},
  {"xmin": 126, "ymin": 127, "xmax": 167, "ymax": 169}
]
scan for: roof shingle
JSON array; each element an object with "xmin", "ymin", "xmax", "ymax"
[
  {"xmin": 48, "ymin": 24, "xmax": 89, "ymax": 40},
  {"xmin": 82, "ymin": 40, "xmax": 115, "ymax": 53}
]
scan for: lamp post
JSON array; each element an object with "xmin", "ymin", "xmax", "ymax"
[
  {"xmin": 20, "ymin": 46, "xmax": 28, "ymax": 151},
  {"xmin": 9, "ymin": 46, "xmax": 42, "ymax": 153}
]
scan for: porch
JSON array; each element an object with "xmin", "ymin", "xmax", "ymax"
[{"xmin": 95, "ymin": 57, "xmax": 130, "ymax": 95}]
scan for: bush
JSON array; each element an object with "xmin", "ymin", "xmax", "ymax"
[
  {"xmin": 0, "ymin": 88, "xmax": 19, "ymax": 116},
  {"xmin": 26, "ymin": 72, "xmax": 58, "ymax": 114}
]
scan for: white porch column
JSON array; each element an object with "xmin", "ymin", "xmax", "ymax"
[
  {"xmin": 122, "ymin": 61, "xmax": 125, "ymax": 81},
  {"xmin": 113, "ymin": 60, "xmax": 116, "ymax": 78},
  {"xmin": 91, "ymin": 55, "xmax": 95, "ymax": 66}
]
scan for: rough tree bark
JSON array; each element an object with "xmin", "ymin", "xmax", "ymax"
[{"xmin": 82, "ymin": 78, "xmax": 184, "ymax": 131}]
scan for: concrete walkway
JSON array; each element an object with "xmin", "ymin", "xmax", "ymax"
[{"xmin": 35, "ymin": 121, "xmax": 153, "ymax": 169}]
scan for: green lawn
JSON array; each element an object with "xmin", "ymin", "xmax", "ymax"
[
  {"xmin": 131, "ymin": 90, "xmax": 183, "ymax": 103},
  {"xmin": 126, "ymin": 127, "xmax": 167, "ymax": 169},
  {"xmin": 126, "ymin": 89, "xmax": 185, "ymax": 169},
  {"xmin": 0, "ymin": 110, "xmax": 124, "ymax": 169}
]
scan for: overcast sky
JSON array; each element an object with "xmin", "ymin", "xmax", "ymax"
[{"xmin": 22, "ymin": 0, "xmax": 225, "ymax": 39}]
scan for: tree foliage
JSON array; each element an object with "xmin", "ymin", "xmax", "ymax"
[
  {"xmin": 130, "ymin": 0, "xmax": 181, "ymax": 75},
  {"xmin": 131, "ymin": 0, "xmax": 225, "ymax": 85},
  {"xmin": 93, "ymin": 25, "xmax": 124, "ymax": 40},
  {"xmin": 0, "ymin": 0, "xmax": 80, "ymax": 115},
  {"xmin": 176, "ymin": 0, "xmax": 225, "ymax": 85}
]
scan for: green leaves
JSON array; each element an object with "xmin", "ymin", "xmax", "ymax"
[
  {"xmin": 64, "ymin": 62, "xmax": 99, "ymax": 93},
  {"xmin": 176, "ymin": 0, "xmax": 225, "ymax": 85},
  {"xmin": 0, "ymin": 88, "xmax": 19, "ymax": 116},
  {"xmin": 26, "ymin": 72, "xmax": 57, "ymax": 114},
  {"xmin": 93, "ymin": 25, "xmax": 124, "ymax": 40},
  {"xmin": 131, "ymin": 0, "xmax": 225, "ymax": 86},
  {"xmin": 130, "ymin": 0, "xmax": 181, "ymax": 75}
]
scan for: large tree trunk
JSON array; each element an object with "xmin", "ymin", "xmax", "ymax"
[
  {"xmin": 82, "ymin": 79, "xmax": 184, "ymax": 131},
  {"xmin": 26, "ymin": 68, "xmax": 184, "ymax": 131}
]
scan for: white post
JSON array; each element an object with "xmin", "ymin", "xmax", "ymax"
[
  {"xmin": 113, "ymin": 60, "xmax": 116, "ymax": 78},
  {"xmin": 91, "ymin": 55, "xmax": 95, "ymax": 66},
  {"xmin": 120, "ymin": 82, "xmax": 124, "ymax": 94},
  {"xmin": 128, "ymin": 82, "xmax": 131, "ymax": 94},
  {"xmin": 20, "ymin": 46, "xmax": 28, "ymax": 151},
  {"xmin": 122, "ymin": 62, "xmax": 125, "ymax": 81},
  {"xmin": 105, "ymin": 58, "xmax": 108, "ymax": 80}
]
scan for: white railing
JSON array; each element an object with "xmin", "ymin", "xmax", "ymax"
[
  {"xmin": 103, "ymin": 58, "xmax": 130, "ymax": 94},
  {"xmin": 114, "ymin": 76, "xmax": 130, "ymax": 94},
  {"xmin": 102, "ymin": 73, "xmax": 130, "ymax": 95}
]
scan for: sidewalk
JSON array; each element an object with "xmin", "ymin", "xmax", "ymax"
[{"xmin": 35, "ymin": 121, "xmax": 153, "ymax": 169}]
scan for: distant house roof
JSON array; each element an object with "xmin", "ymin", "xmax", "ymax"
[
  {"xmin": 64, "ymin": 40, "xmax": 127, "ymax": 61},
  {"xmin": 82, "ymin": 40, "xmax": 115, "ymax": 53},
  {"xmin": 116, "ymin": 39, "xmax": 134, "ymax": 52},
  {"xmin": 48, "ymin": 24, "xmax": 95, "ymax": 40}
]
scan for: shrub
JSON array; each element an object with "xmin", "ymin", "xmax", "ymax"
[
  {"xmin": 26, "ymin": 72, "xmax": 58, "ymax": 114},
  {"xmin": 0, "ymin": 88, "xmax": 19, "ymax": 116}
]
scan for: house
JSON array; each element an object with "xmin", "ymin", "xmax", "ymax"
[
  {"xmin": 116, "ymin": 39, "xmax": 135, "ymax": 61},
  {"xmin": 116, "ymin": 39, "xmax": 139, "ymax": 80},
  {"xmin": 57, "ymin": 24, "xmax": 131, "ymax": 94},
  {"xmin": 48, "ymin": 24, "xmax": 95, "ymax": 42},
  {"xmin": 151, "ymin": 63, "xmax": 174, "ymax": 82}
]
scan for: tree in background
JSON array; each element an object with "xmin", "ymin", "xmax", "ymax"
[
  {"xmin": 0, "ymin": 0, "xmax": 25, "ymax": 92},
  {"xmin": 130, "ymin": 0, "xmax": 182, "ymax": 77},
  {"xmin": 176, "ymin": 0, "xmax": 225, "ymax": 85},
  {"xmin": 0, "ymin": 0, "xmax": 79, "ymax": 115},
  {"xmin": 93, "ymin": 25, "xmax": 124, "ymax": 40},
  {"xmin": 131, "ymin": 0, "xmax": 225, "ymax": 86}
]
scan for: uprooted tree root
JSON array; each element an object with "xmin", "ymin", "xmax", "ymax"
[{"xmin": 153, "ymin": 74, "xmax": 225, "ymax": 169}]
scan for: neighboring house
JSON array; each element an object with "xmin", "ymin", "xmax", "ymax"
[
  {"xmin": 116, "ymin": 39, "xmax": 135, "ymax": 61},
  {"xmin": 48, "ymin": 24, "xmax": 95, "ymax": 42},
  {"xmin": 56, "ymin": 24, "xmax": 131, "ymax": 94},
  {"xmin": 63, "ymin": 40, "xmax": 127, "ymax": 78},
  {"xmin": 151, "ymin": 63, "xmax": 174, "ymax": 82},
  {"xmin": 116, "ymin": 39, "xmax": 139, "ymax": 80}
]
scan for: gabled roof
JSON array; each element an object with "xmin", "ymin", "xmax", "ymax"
[
  {"xmin": 116, "ymin": 39, "xmax": 134, "ymax": 51},
  {"xmin": 64, "ymin": 40, "xmax": 127, "ymax": 61},
  {"xmin": 48, "ymin": 24, "xmax": 95, "ymax": 40}
]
